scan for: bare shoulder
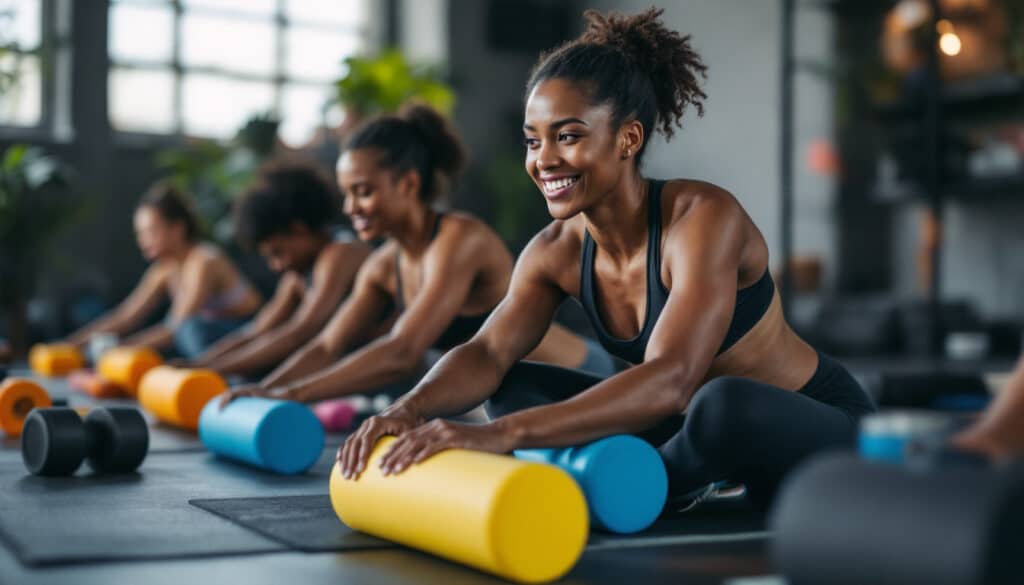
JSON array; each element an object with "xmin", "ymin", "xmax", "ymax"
[
  {"xmin": 358, "ymin": 242, "xmax": 397, "ymax": 286},
  {"xmin": 320, "ymin": 240, "xmax": 371, "ymax": 270},
  {"xmin": 661, "ymin": 179, "xmax": 745, "ymax": 227},
  {"xmin": 516, "ymin": 216, "xmax": 585, "ymax": 291}
]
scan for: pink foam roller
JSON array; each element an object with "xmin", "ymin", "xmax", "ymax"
[{"xmin": 313, "ymin": 399, "xmax": 357, "ymax": 432}]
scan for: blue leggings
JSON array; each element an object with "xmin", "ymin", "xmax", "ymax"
[{"xmin": 486, "ymin": 353, "xmax": 876, "ymax": 509}]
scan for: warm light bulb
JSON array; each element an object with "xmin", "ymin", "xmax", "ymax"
[
  {"xmin": 936, "ymin": 19, "xmax": 954, "ymax": 34},
  {"xmin": 939, "ymin": 32, "xmax": 962, "ymax": 56}
]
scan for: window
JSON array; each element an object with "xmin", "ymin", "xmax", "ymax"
[
  {"xmin": 108, "ymin": 0, "xmax": 375, "ymax": 145},
  {"xmin": 0, "ymin": 0, "xmax": 42, "ymax": 128}
]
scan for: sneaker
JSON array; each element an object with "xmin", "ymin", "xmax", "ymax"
[{"xmin": 667, "ymin": 481, "xmax": 747, "ymax": 513}]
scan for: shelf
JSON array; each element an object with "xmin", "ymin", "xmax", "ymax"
[
  {"xmin": 876, "ymin": 74, "xmax": 1024, "ymax": 121},
  {"xmin": 874, "ymin": 172, "xmax": 1024, "ymax": 204}
]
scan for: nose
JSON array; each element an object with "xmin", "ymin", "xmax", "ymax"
[
  {"xmin": 342, "ymin": 195, "xmax": 355, "ymax": 217},
  {"xmin": 535, "ymin": 139, "xmax": 561, "ymax": 172}
]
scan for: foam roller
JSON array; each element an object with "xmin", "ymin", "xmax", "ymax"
[
  {"xmin": 772, "ymin": 453, "xmax": 1024, "ymax": 585},
  {"xmin": 330, "ymin": 437, "xmax": 588, "ymax": 583},
  {"xmin": 0, "ymin": 378, "xmax": 52, "ymax": 437},
  {"xmin": 313, "ymin": 399, "xmax": 357, "ymax": 432},
  {"xmin": 515, "ymin": 434, "xmax": 667, "ymax": 534},
  {"xmin": 29, "ymin": 344, "xmax": 84, "ymax": 377},
  {"xmin": 139, "ymin": 366, "xmax": 225, "ymax": 431},
  {"xmin": 97, "ymin": 346, "xmax": 163, "ymax": 396},
  {"xmin": 198, "ymin": 397, "xmax": 324, "ymax": 474}
]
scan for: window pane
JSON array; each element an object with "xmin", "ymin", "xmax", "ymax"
[
  {"xmin": 0, "ymin": 53, "xmax": 40, "ymax": 126},
  {"xmin": 109, "ymin": 3, "xmax": 175, "ymax": 63},
  {"xmin": 181, "ymin": 0, "xmax": 275, "ymax": 16},
  {"xmin": 183, "ymin": 73, "xmax": 274, "ymax": 139},
  {"xmin": 181, "ymin": 13, "xmax": 275, "ymax": 76},
  {"xmin": 0, "ymin": 0, "xmax": 40, "ymax": 49},
  {"xmin": 279, "ymin": 83, "xmax": 335, "ymax": 147},
  {"xmin": 286, "ymin": 0, "xmax": 368, "ymax": 28},
  {"xmin": 109, "ymin": 67, "xmax": 175, "ymax": 133},
  {"xmin": 285, "ymin": 26, "xmax": 361, "ymax": 82}
]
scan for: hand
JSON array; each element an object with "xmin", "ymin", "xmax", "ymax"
[
  {"xmin": 337, "ymin": 407, "xmax": 424, "ymax": 480},
  {"xmin": 949, "ymin": 428, "xmax": 1003, "ymax": 461},
  {"xmin": 377, "ymin": 419, "xmax": 517, "ymax": 477},
  {"xmin": 218, "ymin": 383, "xmax": 267, "ymax": 409}
]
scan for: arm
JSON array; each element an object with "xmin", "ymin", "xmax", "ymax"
[
  {"xmin": 281, "ymin": 228, "xmax": 509, "ymax": 403},
  {"xmin": 952, "ymin": 354, "xmax": 1024, "ymax": 459},
  {"xmin": 192, "ymin": 272, "xmax": 304, "ymax": 368},
  {"xmin": 124, "ymin": 249, "xmax": 221, "ymax": 351},
  {"xmin": 377, "ymin": 196, "xmax": 747, "ymax": 474},
  {"xmin": 338, "ymin": 227, "xmax": 569, "ymax": 477},
  {"xmin": 251, "ymin": 251, "xmax": 393, "ymax": 391},
  {"xmin": 209, "ymin": 244, "xmax": 369, "ymax": 376},
  {"xmin": 65, "ymin": 266, "xmax": 169, "ymax": 346}
]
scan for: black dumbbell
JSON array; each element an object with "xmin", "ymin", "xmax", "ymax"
[{"xmin": 21, "ymin": 407, "xmax": 149, "ymax": 476}]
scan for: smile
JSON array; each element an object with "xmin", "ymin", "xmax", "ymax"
[{"xmin": 541, "ymin": 176, "xmax": 580, "ymax": 198}]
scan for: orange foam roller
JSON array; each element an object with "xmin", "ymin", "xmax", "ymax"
[
  {"xmin": 138, "ymin": 366, "xmax": 225, "ymax": 431},
  {"xmin": 97, "ymin": 346, "xmax": 163, "ymax": 396},
  {"xmin": 29, "ymin": 344, "xmax": 84, "ymax": 378},
  {"xmin": 0, "ymin": 378, "xmax": 52, "ymax": 437}
]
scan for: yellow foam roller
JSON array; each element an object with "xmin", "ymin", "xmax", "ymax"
[
  {"xmin": 29, "ymin": 344, "xmax": 84, "ymax": 378},
  {"xmin": 329, "ymin": 437, "xmax": 588, "ymax": 583},
  {"xmin": 138, "ymin": 366, "xmax": 225, "ymax": 431},
  {"xmin": 97, "ymin": 346, "xmax": 163, "ymax": 396}
]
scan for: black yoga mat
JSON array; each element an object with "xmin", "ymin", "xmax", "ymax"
[
  {"xmin": 190, "ymin": 495, "xmax": 393, "ymax": 552},
  {"xmin": 0, "ymin": 449, "xmax": 338, "ymax": 566},
  {"xmin": 190, "ymin": 493, "xmax": 768, "ymax": 554}
]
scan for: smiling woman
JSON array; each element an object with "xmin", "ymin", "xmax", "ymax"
[
  {"xmin": 339, "ymin": 7, "xmax": 876, "ymax": 512},
  {"xmin": 221, "ymin": 101, "xmax": 617, "ymax": 408}
]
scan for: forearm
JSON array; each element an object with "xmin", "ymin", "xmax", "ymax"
[
  {"xmin": 65, "ymin": 312, "xmax": 130, "ymax": 346},
  {"xmin": 963, "ymin": 357, "xmax": 1024, "ymax": 447},
  {"xmin": 498, "ymin": 359, "xmax": 686, "ymax": 449},
  {"xmin": 390, "ymin": 340, "xmax": 510, "ymax": 420},
  {"xmin": 214, "ymin": 324, "xmax": 315, "ymax": 377},
  {"xmin": 122, "ymin": 324, "xmax": 175, "ymax": 352},
  {"xmin": 259, "ymin": 341, "xmax": 335, "ymax": 389},
  {"xmin": 283, "ymin": 337, "xmax": 425, "ymax": 403},
  {"xmin": 195, "ymin": 330, "xmax": 255, "ymax": 367}
]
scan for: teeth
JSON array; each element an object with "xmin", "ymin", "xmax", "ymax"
[{"xmin": 543, "ymin": 176, "xmax": 579, "ymax": 192}]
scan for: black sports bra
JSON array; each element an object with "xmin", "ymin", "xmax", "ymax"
[{"xmin": 579, "ymin": 179, "xmax": 775, "ymax": 364}]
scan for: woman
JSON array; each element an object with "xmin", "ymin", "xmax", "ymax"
[
  {"xmin": 65, "ymin": 182, "xmax": 262, "ymax": 358},
  {"xmin": 187, "ymin": 161, "xmax": 371, "ymax": 379},
  {"xmin": 225, "ymin": 102, "xmax": 615, "ymax": 404},
  {"xmin": 339, "ymin": 8, "xmax": 875, "ymax": 510}
]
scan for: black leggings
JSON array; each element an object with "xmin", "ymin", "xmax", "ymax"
[{"xmin": 485, "ymin": 353, "xmax": 876, "ymax": 509}]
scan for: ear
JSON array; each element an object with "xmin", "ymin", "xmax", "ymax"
[
  {"xmin": 618, "ymin": 119, "xmax": 645, "ymax": 160},
  {"xmin": 395, "ymin": 168, "xmax": 422, "ymax": 201}
]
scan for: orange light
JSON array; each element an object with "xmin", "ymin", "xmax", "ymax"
[{"xmin": 939, "ymin": 32, "xmax": 962, "ymax": 56}]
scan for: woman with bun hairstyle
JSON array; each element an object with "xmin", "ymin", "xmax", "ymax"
[
  {"xmin": 186, "ymin": 160, "xmax": 372, "ymax": 379},
  {"xmin": 339, "ymin": 8, "xmax": 875, "ymax": 510},
  {"xmin": 224, "ymin": 101, "xmax": 616, "ymax": 404},
  {"xmin": 64, "ymin": 181, "xmax": 263, "ymax": 358}
]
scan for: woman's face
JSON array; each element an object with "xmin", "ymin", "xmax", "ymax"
[
  {"xmin": 337, "ymin": 147, "xmax": 417, "ymax": 242},
  {"xmin": 257, "ymin": 223, "xmax": 319, "ymax": 274},
  {"xmin": 133, "ymin": 206, "xmax": 184, "ymax": 261},
  {"xmin": 523, "ymin": 78, "xmax": 632, "ymax": 220}
]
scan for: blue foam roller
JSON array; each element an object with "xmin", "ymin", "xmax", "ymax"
[
  {"xmin": 198, "ymin": 396, "xmax": 324, "ymax": 474},
  {"xmin": 515, "ymin": 434, "xmax": 667, "ymax": 534}
]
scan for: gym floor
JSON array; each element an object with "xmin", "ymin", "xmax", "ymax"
[{"xmin": 0, "ymin": 369, "xmax": 778, "ymax": 585}]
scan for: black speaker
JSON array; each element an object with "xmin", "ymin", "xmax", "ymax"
[{"xmin": 486, "ymin": 0, "xmax": 572, "ymax": 53}]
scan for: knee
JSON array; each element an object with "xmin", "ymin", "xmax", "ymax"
[{"xmin": 684, "ymin": 377, "xmax": 761, "ymax": 457}]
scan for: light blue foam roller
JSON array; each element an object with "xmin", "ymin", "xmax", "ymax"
[
  {"xmin": 515, "ymin": 434, "xmax": 667, "ymax": 534},
  {"xmin": 199, "ymin": 396, "xmax": 324, "ymax": 474}
]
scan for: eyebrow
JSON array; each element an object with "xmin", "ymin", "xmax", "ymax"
[{"xmin": 523, "ymin": 117, "xmax": 589, "ymax": 131}]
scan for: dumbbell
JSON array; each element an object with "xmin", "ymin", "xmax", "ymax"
[
  {"xmin": 314, "ymin": 399, "xmax": 357, "ymax": 432},
  {"xmin": 516, "ymin": 434, "xmax": 668, "ymax": 534},
  {"xmin": 97, "ymin": 346, "xmax": 163, "ymax": 396},
  {"xmin": 21, "ymin": 407, "xmax": 149, "ymax": 476},
  {"xmin": 1, "ymin": 377, "xmax": 53, "ymax": 437},
  {"xmin": 138, "ymin": 366, "xmax": 224, "ymax": 431},
  {"xmin": 858, "ymin": 410, "xmax": 972, "ymax": 465},
  {"xmin": 29, "ymin": 344, "xmax": 85, "ymax": 377},
  {"xmin": 199, "ymin": 396, "xmax": 324, "ymax": 474}
]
